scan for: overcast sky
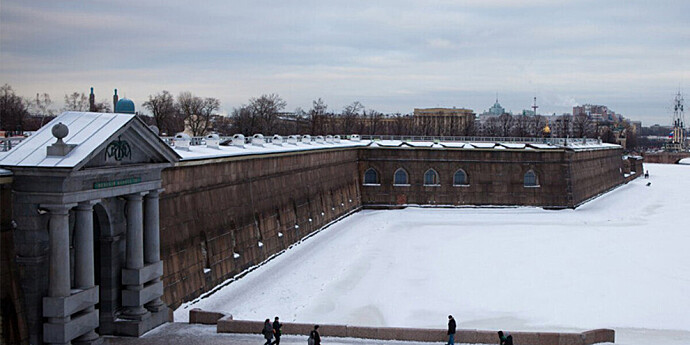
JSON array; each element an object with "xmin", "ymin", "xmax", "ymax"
[{"xmin": 1, "ymin": 0, "xmax": 688, "ymax": 125}]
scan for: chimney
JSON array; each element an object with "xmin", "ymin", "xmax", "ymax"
[{"xmin": 113, "ymin": 89, "xmax": 119, "ymax": 111}]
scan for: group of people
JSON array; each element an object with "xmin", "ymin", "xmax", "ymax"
[
  {"xmin": 260, "ymin": 314, "xmax": 510, "ymax": 345},
  {"xmin": 261, "ymin": 317, "xmax": 321, "ymax": 345},
  {"xmin": 447, "ymin": 315, "xmax": 513, "ymax": 345}
]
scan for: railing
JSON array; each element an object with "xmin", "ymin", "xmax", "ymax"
[
  {"xmin": 1, "ymin": 137, "xmax": 27, "ymax": 152},
  {"xmin": 2, "ymin": 134, "xmax": 600, "ymax": 152},
  {"xmin": 359, "ymin": 135, "xmax": 599, "ymax": 145}
]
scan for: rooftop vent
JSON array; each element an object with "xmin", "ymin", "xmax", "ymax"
[
  {"xmin": 206, "ymin": 133, "xmax": 220, "ymax": 149},
  {"xmin": 350, "ymin": 134, "xmax": 361, "ymax": 142},
  {"xmin": 251, "ymin": 134, "xmax": 265, "ymax": 147},
  {"xmin": 232, "ymin": 134, "xmax": 245, "ymax": 148},
  {"xmin": 287, "ymin": 135, "xmax": 299, "ymax": 145},
  {"xmin": 272, "ymin": 135, "xmax": 284, "ymax": 146},
  {"xmin": 46, "ymin": 122, "xmax": 76, "ymax": 156},
  {"xmin": 174, "ymin": 133, "xmax": 191, "ymax": 151},
  {"xmin": 325, "ymin": 135, "xmax": 334, "ymax": 143},
  {"xmin": 301, "ymin": 135, "xmax": 312, "ymax": 144},
  {"xmin": 334, "ymin": 135, "xmax": 341, "ymax": 143},
  {"xmin": 315, "ymin": 135, "xmax": 325, "ymax": 143}
]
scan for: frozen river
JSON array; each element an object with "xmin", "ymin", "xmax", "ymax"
[{"xmin": 175, "ymin": 163, "xmax": 690, "ymax": 345}]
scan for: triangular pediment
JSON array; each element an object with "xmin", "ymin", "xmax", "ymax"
[{"xmin": 79, "ymin": 117, "xmax": 179, "ymax": 170}]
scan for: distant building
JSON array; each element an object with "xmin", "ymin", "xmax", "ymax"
[
  {"xmin": 573, "ymin": 104, "xmax": 619, "ymax": 123},
  {"xmin": 478, "ymin": 98, "xmax": 508, "ymax": 125},
  {"xmin": 413, "ymin": 107, "xmax": 475, "ymax": 136}
]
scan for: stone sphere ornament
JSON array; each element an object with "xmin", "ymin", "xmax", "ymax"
[{"xmin": 52, "ymin": 122, "xmax": 69, "ymax": 140}]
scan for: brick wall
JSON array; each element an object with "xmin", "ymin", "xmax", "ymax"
[
  {"xmin": 359, "ymin": 148, "xmax": 571, "ymax": 207},
  {"xmin": 568, "ymin": 149, "xmax": 626, "ymax": 206},
  {"xmin": 159, "ymin": 149, "xmax": 361, "ymax": 308}
]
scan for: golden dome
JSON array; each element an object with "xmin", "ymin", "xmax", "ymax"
[{"xmin": 543, "ymin": 125, "xmax": 551, "ymax": 134}]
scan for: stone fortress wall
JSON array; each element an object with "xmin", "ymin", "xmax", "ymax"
[
  {"xmin": 159, "ymin": 149, "xmax": 362, "ymax": 309},
  {"xmin": 158, "ymin": 145, "xmax": 639, "ymax": 309}
]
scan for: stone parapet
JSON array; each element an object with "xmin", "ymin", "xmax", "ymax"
[
  {"xmin": 214, "ymin": 317, "xmax": 615, "ymax": 345},
  {"xmin": 42, "ymin": 309, "xmax": 98, "ymax": 344},
  {"xmin": 42, "ymin": 286, "xmax": 98, "ymax": 318}
]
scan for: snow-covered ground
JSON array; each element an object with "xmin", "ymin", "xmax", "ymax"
[{"xmin": 175, "ymin": 163, "xmax": 690, "ymax": 345}]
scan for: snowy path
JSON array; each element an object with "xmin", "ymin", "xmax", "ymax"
[{"xmin": 175, "ymin": 164, "xmax": 690, "ymax": 345}]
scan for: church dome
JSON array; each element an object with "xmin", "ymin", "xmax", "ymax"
[{"xmin": 115, "ymin": 98, "xmax": 135, "ymax": 114}]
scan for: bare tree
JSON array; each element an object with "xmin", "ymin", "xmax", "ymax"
[
  {"xmin": 364, "ymin": 109, "xmax": 383, "ymax": 135},
  {"xmin": 341, "ymin": 101, "xmax": 364, "ymax": 134},
  {"xmin": 250, "ymin": 94, "xmax": 286, "ymax": 134},
  {"xmin": 572, "ymin": 114, "xmax": 593, "ymax": 138},
  {"xmin": 0, "ymin": 84, "xmax": 30, "ymax": 132},
  {"xmin": 231, "ymin": 105, "xmax": 257, "ymax": 136},
  {"xmin": 63, "ymin": 92, "xmax": 89, "ymax": 111},
  {"xmin": 143, "ymin": 91, "xmax": 179, "ymax": 134},
  {"xmin": 92, "ymin": 100, "xmax": 111, "ymax": 113},
  {"xmin": 176, "ymin": 91, "xmax": 207, "ymax": 136},
  {"xmin": 309, "ymin": 98, "xmax": 327, "ymax": 135}
]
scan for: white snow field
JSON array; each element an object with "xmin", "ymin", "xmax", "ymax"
[{"xmin": 175, "ymin": 163, "xmax": 690, "ymax": 345}]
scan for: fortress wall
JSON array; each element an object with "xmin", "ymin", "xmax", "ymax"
[
  {"xmin": 568, "ymin": 148, "xmax": 627, "ymax": 206},
  {"xmin": 159, "ymin": 149, "xmax": 361, "ymax": 308},
  {"xmin": 642, "ymin": 152, "xmax": 690, "ymax": 164},
  {"xmin": 358, "ymin": 148, "xmax": 570, "ymax": 207}
]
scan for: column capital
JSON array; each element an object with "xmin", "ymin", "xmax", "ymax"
[
  {"xmin": 145, "ymin": 188, "xmax": 164, "ymax": 198},
  {"xmin": 126, "ymin": 192, "xmax": 146, "ymax": 201},
  {"xmin": 76, "ymin": 199, "xmax": 100, "ymax": 211},
  {"xmin": 40, "ymin": 203, "xmax": 77, "ymax": 215}
]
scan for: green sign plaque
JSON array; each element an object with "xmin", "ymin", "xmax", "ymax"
[{"xmin": 93, "ymin": 177, "xmax": 141, "ymax": 189}]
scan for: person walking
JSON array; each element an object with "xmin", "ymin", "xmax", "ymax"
[
  {"xmin": 308, "ymin": 325, "xmax": 321, "ymax": 345},
  {"xmin": 447, "ymin": 315, "xmax": 456, "ymax": 345},
  {"xmin": 271, "ymin": 316, "xmax": 282, "ymax": 345},
  {"xmin": 262, "ymin": 319, "xmax": 274, "ymax": 345},
  {"xmin": 498, "ymin": 330, "xmax": 514, "ymax": 345}
]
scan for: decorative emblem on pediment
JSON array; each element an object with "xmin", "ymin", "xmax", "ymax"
[{"xmin": 105, "ymin": 136, "xmax": 132, "ymax": 161}]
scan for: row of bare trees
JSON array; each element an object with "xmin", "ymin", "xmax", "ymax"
[
  {"xmin": 142, "ymin": 91, "xmax": 221, "ymax": 136},
  {"xmin": 0, "ymin": 84, "xmax": 638, "ymax": 148}
]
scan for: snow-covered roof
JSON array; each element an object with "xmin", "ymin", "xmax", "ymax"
[
  {"xmin": 172, "ymin": 138, "xmax": 620, "ymax": 161},
  {"xmin": 0, "ymin": 112, "xmax": 178, "ymax": 168},
  {"xmin": 0, "ymin": 168, "xmax": 11, "ymax": 176},
  {"xmin": 679, "ymin": 157, "xmax": 690, "ymax": 165},
  {"xmin": 175, "ymin": 139, "xmax": 368, "ymax": 161}
]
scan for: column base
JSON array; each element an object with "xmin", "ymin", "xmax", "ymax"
[
  {"xmin": 113, "ymin": 307, "xmax": 170, "ymax": 337},
  {"xmin": 73, "ymin": 335, "xmax": 103, "ymax": 345},
  {"xmin": 119, "ymin": 306, "xmax": 150, "ymax": 321}
]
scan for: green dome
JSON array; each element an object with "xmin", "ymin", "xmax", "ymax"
[{"xmin": 115, "ymin": 98, "xmax": 135, "ymax": 114}]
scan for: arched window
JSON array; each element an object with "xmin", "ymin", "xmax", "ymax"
[
  {"xmin": 393, "ymin": 168, "xmax": 409, "ymax": 185},
  {"xmin": 524, "ymin": 170, "xmax": 539, "ymax": 187},
  {"xmin": 363, "ymin": 168, "xmax": 379, "ymax": 185},
  {"xmin": 424, "ymin": 169, "xmax": 440, "ymax": 186},
  {"xmin": 453, "ymin": 169, "xmax": 469, "ymax": 186}
]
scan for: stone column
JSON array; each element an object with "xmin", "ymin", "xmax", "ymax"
[
  {"xmin": 44, "ymin": 204, "xmax": 75, "ymax": 330},
  {"xmin": 73, "ymin": 200, "xmax": 100, "ymax": 344},
  {"xmin": 121, "ymin": 192, "xmax": 149, "ymax": 320},
  {"xmin": 144, "ymin": 189, "xmax": 165, "ymax": 312}
]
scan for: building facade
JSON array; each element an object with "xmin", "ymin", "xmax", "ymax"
[
  {"xmin": 412, "ymin": 108, "xmax": 475, "ymax": 136},
  {"xmin": 0, "ymin": 112, "xmax": 641, "ymax": 345}
]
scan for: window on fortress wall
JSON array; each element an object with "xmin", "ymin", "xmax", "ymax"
[
  {"xmin": 524, "ymin": 170, "xmax": 539, "ymax": 187},
  {"xmin": 453, "ymin": 169, "xmax": 469, "ymax": 186},
  {"xmin": 424, "ymin": 169, "xmax": 440, "ymax": 186},
  {"xmin": 363, "ymin": 168, "xmax": 380, "ymax": 185},
  {"xmin": 394, "ymin": 168, "xmax": 409, "ymax": 186}
]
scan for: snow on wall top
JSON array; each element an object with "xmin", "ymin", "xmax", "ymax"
[
  {"xmin": 174, "ymin": 138, "xmax": 620, "ymax": 161},
  {"xmin": 0, "ymin": 112, "xmax": 135, "ymax": 168}
]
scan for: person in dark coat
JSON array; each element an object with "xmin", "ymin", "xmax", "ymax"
[
  {"xmin": 309, "ymin": 325, "xmax": 321, "ymax": 345},
  {"xmin": 498, "ymin": 330, "xmax": 514, "ymax": 345},
  {"xmin": 447, "ymin": 315, "xmax": 456, "ymax": 345},
  {"xmin": 262, "ymin": 318, "xmax": 273, "ymax": 345},
  {"xmin": 271, "ymin": 316, "xmax": 282, "ymax": 345}
]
